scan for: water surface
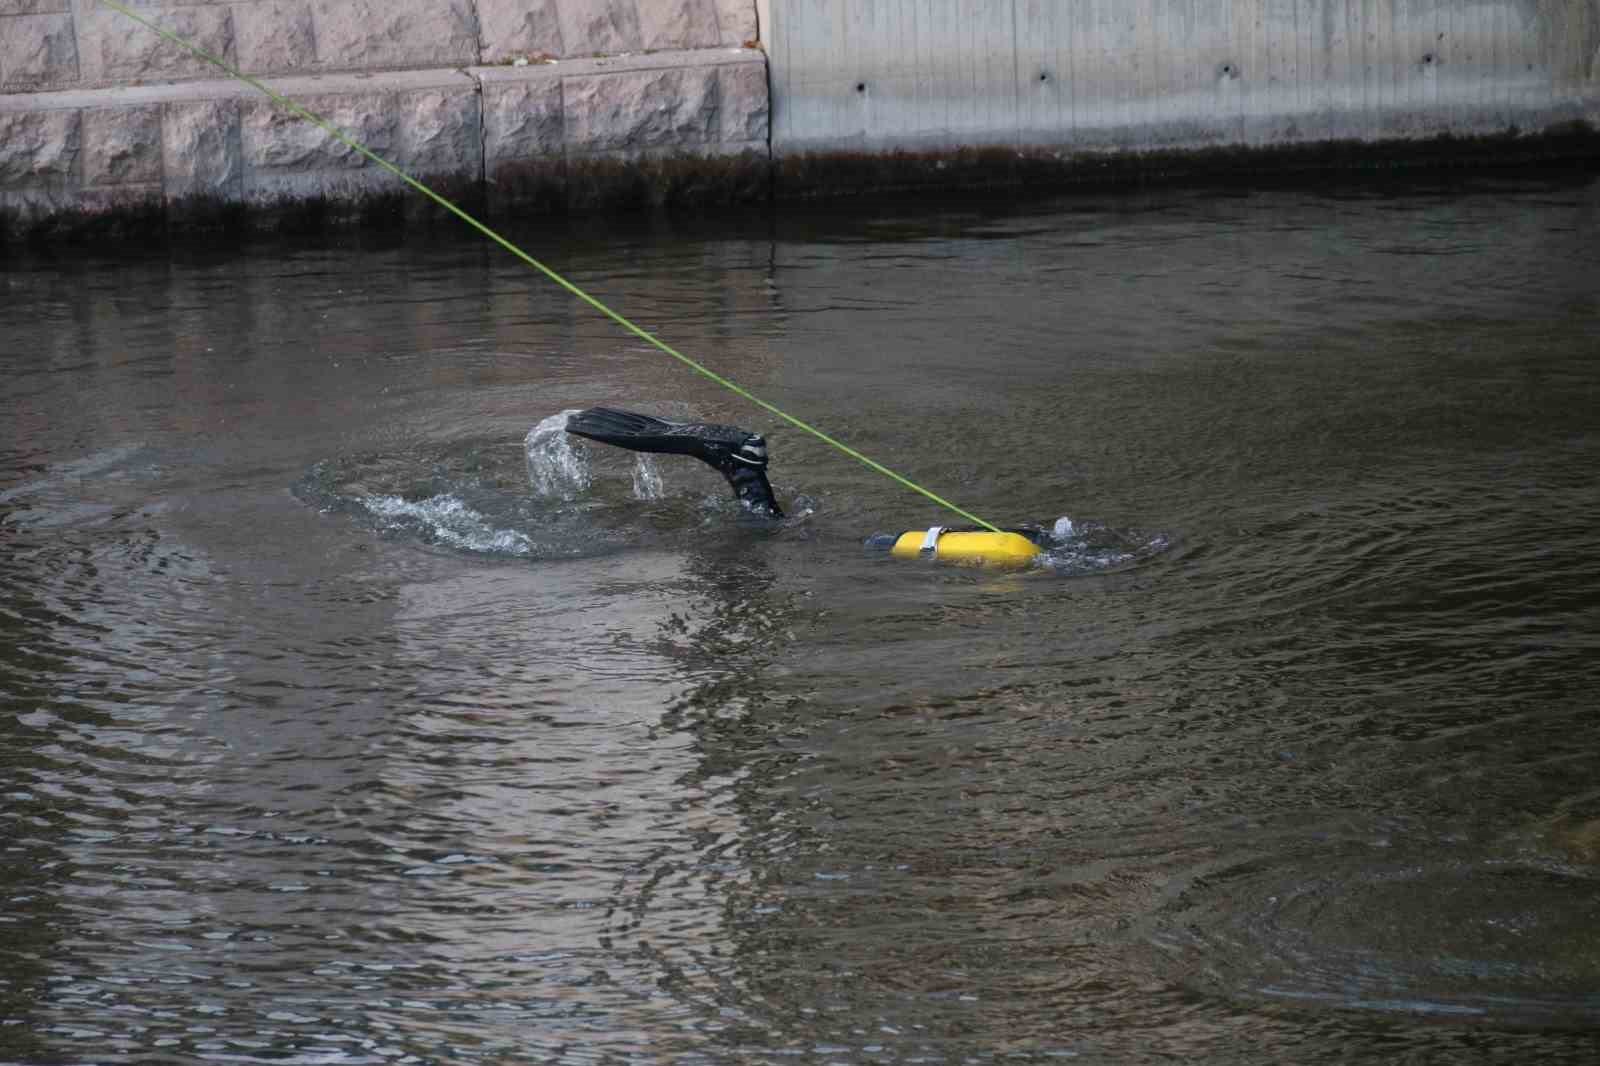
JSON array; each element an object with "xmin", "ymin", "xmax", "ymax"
[{"xmin": 3, "ymin": 172, "xmax": 1600, "ymax": 1063}]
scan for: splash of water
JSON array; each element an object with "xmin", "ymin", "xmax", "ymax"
[
  {"xmin": 525, "ymin": 410, "xmax": 666, "ymax": 502},
  {"xmin": 365, "ymin": 494, "xmax": 534, "ymax": 556},
  {"xmin": 632, "ymin": 455, "xmax": 664, "ymax": 500},
  {"xmin": 524, "ymin": 410, "xmax": 591, "ymax": 500},
  {"xmin": 1038, "ymin": 514, "xmax": 1168, "ymax": 574}
]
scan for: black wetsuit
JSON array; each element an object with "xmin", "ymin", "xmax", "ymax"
[{"xmin": 565, "ymin": 407, "xmax": 783, "ymax": 518}]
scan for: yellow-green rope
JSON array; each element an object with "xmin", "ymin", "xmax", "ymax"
[{"xmin": 101, "ymin": 0, "xmax": 1003, "ymax": 533}]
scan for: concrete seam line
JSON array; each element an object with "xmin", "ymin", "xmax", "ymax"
[{"xmin": 461, "ymin": 65, "xmax": 487, "ymax": 189}]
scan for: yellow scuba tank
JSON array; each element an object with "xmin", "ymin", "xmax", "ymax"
[{"xmin": 878, "ymin": 527, "xmax": 1045, "ymax": 569}]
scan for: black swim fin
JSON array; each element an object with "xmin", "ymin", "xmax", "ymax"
[{"xmin": 566, "ymin": 407, "xmax": 783, "ymax": 518}]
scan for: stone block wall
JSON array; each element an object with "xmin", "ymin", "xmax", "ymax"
[
  {"xmin": 0, "ymin": 1, "xmax": 768, "ymax": 230},
  {"xmin": 480, "ymin": 49, "xmax": 766, "ymax": 206},
  {"xmin": 0, "ymin": 1, "xmax": 757, "ymax": 91}
]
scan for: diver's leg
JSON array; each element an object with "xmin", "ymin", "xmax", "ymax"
[{"xmin": 566, "ymin": 407, "xmax": 783, "ymax": 518}]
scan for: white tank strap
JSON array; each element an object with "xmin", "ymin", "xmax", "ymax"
[{"xmin": 918, "ymin": 526, "xmax": 946, "ymax": 556}]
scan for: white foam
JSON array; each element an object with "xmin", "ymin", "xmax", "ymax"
[{"xmin": 364, "ymin": 494, "xmax": 532, "ymax": 556}]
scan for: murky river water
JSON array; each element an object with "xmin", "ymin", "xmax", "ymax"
[{"xmin": 3, "ymin": 172, "xmax": 1600, "ymax": 1064}]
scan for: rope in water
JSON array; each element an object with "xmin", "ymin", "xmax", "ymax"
[{"xmin": 101, "ymin": 0, "xmax": 1004, "ymax": 534}]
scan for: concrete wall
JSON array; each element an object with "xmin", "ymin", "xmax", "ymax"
[
  {"xmin": 4, "ymin": 2, "xmax": 1600, "ymax": 234},
  {"xmin": 0, "ymin": 1, "xmax": 766, "ymax": 229},
  {"xmin": 770, "ymin": 0, "xmax": 1600, "ymax": 153}
]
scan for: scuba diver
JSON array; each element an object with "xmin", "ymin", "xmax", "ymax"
[{"xmin": 565, "ymin": 407, "xmax": 1047, "ymax": 567}]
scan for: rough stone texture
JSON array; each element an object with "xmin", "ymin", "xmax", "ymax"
[
  {"xmin": 11, "ymin": 0, "xmax": 766, "ymax": 78},
  {"xmin": 480, "ymin": 70, "xmax": 564, "ymax": 168},
  {"xmin": 717, "ymin": 0, "xmax": 758, "ymax": 48},
  {"xmin": 477, "ymin": 0, "xmax": 564, "ymax": 64},
  {"xmin": 477, "ymin": 50, "xmax": 770, "ymax": 210},
  {"xmin": 477, "ymin": 2, "xmax": 756, "ymax": 61},
  {"xmin": 162, "ymin": 98, "xmax": 241, "ymax": 198},
  {"xmin": 229, "ymin": 74, "xmax": 481, "ymax": 208},
  {"xmin": 637, "ymin": 1, "xmax": 721, "ymax": 53},
  {"xmin": 477, "ymin": 67, "xmax": 564, "ymax": 207},
  {"xmin": 717, "ymin": 58, "xmax": 766, "ymax": 145},
  {"xmin": 82, "ymin": 104, "xmax": 163, "ymax": 185},
  {"xmin": 0, "ymin": 6, "xmax": 776, "ymax": 233},
  {"xmin": 480, "ymin": 51, "xmax": 766, "ymax": 160},
  {"xmin": 309, "ymin": 0, "xmax": 479, "ymax": 72},
  {"xmin": 397, "ymin": 87, "xmax": 480, "ymax": 175},
  {"xmin": 559, "ymin": 1, "xmax": 641, "ymax": 58},
  {"xmin": 0, "ymin": 108, "xmax": 79, "ymax": 184},
  {"xmin": 563, "ymin": 66, "xmax": 719, "ymax": 153},
  {"xmin": 0, "ymin": 13, "xmax": 80, "ymax": 89},
  {"xmin": 79, "ymin": 5, "xmax": 235, "ymax": 84},
  {"xmin": 241, "ymin": 91, "xmax": 397, "ymax": 174},
  {"xmin": 0, "ymin": 1, "xmax": 70, "ymax": 14},
  {"xmin": 234, "ymin": 1, "xmax": 317, "ymax": 74},
  {"xmin": 78, "ymin": 4, "xmax": 235, "ymax": 84}
]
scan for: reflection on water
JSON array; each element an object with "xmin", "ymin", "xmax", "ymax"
[
  {"xmin": 3, "ymin": 172, "xmax": 1600, "ymax": 1062},
  {"xmin": 1153, "ymin": 847, "xmax": 1600, "ymax": 1021}
]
